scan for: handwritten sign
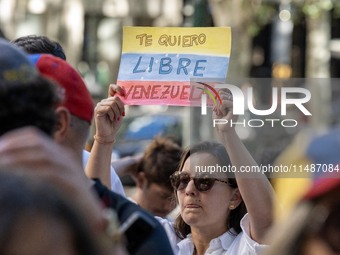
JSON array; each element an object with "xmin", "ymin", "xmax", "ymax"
[{"xmin": 117, "ymin": 27, "xmax": 231, "ymax": 106}]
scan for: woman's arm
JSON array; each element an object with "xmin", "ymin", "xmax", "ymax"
[
  {"xmin": 85, "ymin": 89, "xmax": 125, "ymax": 189},
  {"xmin": 214, "ymin": 90, "xmax": 274, "ymax": 243}
]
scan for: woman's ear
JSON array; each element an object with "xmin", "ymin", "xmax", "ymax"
[
  {"xmin": 53, "ymin": 107, "xmax": 71, "ymax": 143},
  {"xmin": 229, "ymin": 188, "xmax": 243, "ymax": 210}
]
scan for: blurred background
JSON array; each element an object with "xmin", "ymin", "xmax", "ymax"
[{"xmin": 1, "ymin": 0, "xmax": 340, "ymax": 163}]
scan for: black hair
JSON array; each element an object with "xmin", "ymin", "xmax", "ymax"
[
  {"xmin": 139, "ymin": 136, "xmax": 182, "ymax": 191},
  {"xmin": 12, "ymin": 35, "xmax": 66, "ymax": 60},
  {"xmin": 0, "ymin": 75, "xmax": 61, "ymax": 136}
]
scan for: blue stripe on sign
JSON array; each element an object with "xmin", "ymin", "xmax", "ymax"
[{"xmin": 118, "ymin": 53, "xmax": 229, "ymax": 81}]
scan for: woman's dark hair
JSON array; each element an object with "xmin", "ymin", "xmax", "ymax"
[
  {"xmin": 174, "ymin": 141, "xmax": 247, "ymax": 239},
  {"xmin": 0, "ymin": 75, "xmax": 61, "ymax": 137},
  {"xmin": 0, "ymin": 171, "xmax": 104, "ymax": 255},
  {"xmin": 12, "ymin": 35, "xmax": 66, "ymax": 60},
  {"xmin": 139, "ymin": 136, "xmax": 182, "ymax": 191}
]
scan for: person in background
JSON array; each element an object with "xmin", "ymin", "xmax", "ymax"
[
  {"xmin": 264, "ymin": 120, "xmax": 340, "ymax": 255},
  {"xmin": 12, "ymin": 35, "xmax": 124, "ymax": 195},
  {"xmin": 264, "ymin": 174, "xmax": 340, "ymax": 255},
  {"xmin": 113, "ymin": 137, "xmax": 182, "ymax": 218}
]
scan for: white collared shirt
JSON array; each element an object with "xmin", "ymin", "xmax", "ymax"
[{"xmin": 157, "ymin": 214, "xmax": 267, "ymax": 255}]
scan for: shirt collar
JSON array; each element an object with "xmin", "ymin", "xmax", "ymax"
[{"xmin": 177, "ymin": 229, "xmax": 238, "ymax": 253}]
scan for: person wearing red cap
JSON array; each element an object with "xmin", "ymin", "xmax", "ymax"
[
  {"xmin": 264, "ymin": 174, "xmax": 340, "ymax": 255},
  {"xmin": 0, "ymin": 39, "xmax": 125, "ymax": 255},
  {"xmin": 0, "ymin": 43, "xmax": 174, "ymax": 255},
  {"xmin": 29, "ymin": 53, "xmax": 125, "ymax": 195},
  {"xmin": 12, "ymin": 36, "xmax": 125, "ymax": 196}
]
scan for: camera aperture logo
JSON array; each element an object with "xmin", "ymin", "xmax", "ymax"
[
  {"xmin": 196, "ymin": 82, "xmax": 222, "ymax": 115},
  {"xmin": 200, "ymin": 83, "xmax": 312, "ymax": 128}
]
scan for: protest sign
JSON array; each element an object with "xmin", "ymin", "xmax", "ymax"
[{"xmin": 117, "ymin": 26, "xmax": 231, "ymax": 106}]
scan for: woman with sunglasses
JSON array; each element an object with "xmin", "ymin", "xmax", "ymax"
[
  {"xmin": 103, "ymin": 85, "xmax": 273, "ymax": 254},
  {"xmin": 158, "ymin": 89, "xmax": 274, "ymax": 255}
]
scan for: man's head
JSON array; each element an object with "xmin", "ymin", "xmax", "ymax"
[
  {"xmin": 134, "ymin": 137, "xmax": 182, "ymax": 217},
  {"xmin": 11, "ymin": 35, "xmax": 93, "ymax": 154},
  {"xmin": 27, "ymin": 54, "xmax": 94, "ymax": 154},
  {"xmin": 12, "ymin": 35, "xmax": 66, "ymax": 60},
  {"xmin": 0, "ymin": 39, "xmax": 60, "ymax": 137}
]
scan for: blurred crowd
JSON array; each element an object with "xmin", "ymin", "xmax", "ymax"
[{"xmin": 0, "ymin": 34, "xmax": 338, "ymax": 255}]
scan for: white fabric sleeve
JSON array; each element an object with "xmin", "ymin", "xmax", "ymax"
[
  {"xmin": 155, "ymin": 216, "xmax": 179, "ymax": 254},
  {"xmin": 82, "ymin": 150, "xmax": 125, "ymax": 197},
  {"xmin": 110, "ymin": 166, "xmax": 126, "ymax": 196},
  {"xmin": 228, "ymin": 214, "xmax": 268, "ymax": 255}
]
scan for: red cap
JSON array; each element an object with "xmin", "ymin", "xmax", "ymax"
[
  {"xmin": 28, "ymin": 54, "xmax": 94, "ymax": 124},
  {"xmin": 303, "ymin": 173, "xmax": 340, "ymax": 200}
]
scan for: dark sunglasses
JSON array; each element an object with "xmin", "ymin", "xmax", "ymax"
[{"xmin": 170, "ymin": 171, "xmax": 230, "ymax": 192}]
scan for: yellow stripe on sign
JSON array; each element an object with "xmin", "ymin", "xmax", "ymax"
[{"xmin": 122, "ymin": 26, "xmax": 231, "ymax": 56}]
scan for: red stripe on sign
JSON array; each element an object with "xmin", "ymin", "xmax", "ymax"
[{"xmin": 117, "ymin": 80, "xmax": 214, "ymax": 107}]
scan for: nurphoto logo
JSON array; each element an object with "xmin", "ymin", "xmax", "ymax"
[{"xmin": 199, "ymin": 83, "xmax": 312, "ymax": 128}]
